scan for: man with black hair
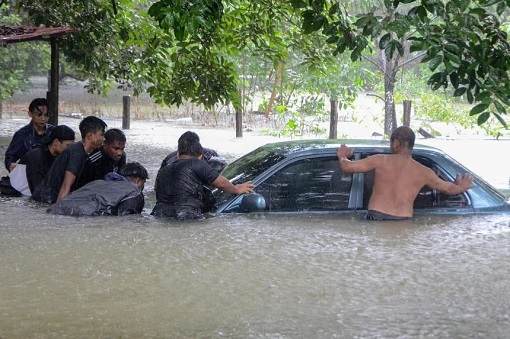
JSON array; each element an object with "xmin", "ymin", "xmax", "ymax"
[
  {"xmin": 50, "ymin": 162, "xmax": 148, "ymax": 216},
  {"xmin": 76, "ymin": 128, "xmax": 127, "ymax": 188},
  {"xmin": 337, "ymin": 126, "xmax": 474, "ymax": 220},
  {"xmin": 32, "ymin": 116, "xmax": 107, "ymax": 204},
  {"xmin": 152, "ymin": 131, "xmax": 254, "ymax": 220},
  {"xmin": 4, "ymin": 98, "xmax": 55, "ymax": 172}
]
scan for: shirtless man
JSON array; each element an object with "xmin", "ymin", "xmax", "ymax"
[{"xmin": 337, "ymin": 126, "xmax": 474, "ymax": 220}]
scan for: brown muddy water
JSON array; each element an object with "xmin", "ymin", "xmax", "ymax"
[{"xmin": 1, "ymin": 117, "xmax": 510, "ymax": 338}]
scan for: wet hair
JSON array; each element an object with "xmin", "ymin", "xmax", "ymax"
[
  {"xmin": 28, "ymin": 98, "xmax": 49, "ymax": 113},
  {"xmin": 390, "ymin": 126, "xmax": 415, "ymax": 149},
  {"xmin": 177, "ymin": 131, "xmax": 203, "ymax": 157},
  {"xmin": 119, "ymin": 162, "xmax": 149, "ymax": 180},
  {"xmin": 178, "ymin": 131, "xmax": 200, "ymax": 143},
  {"xmin": 104, "ymin": 128, "xmax": 126, "ymax": 144},
  {"xmin": 78, "ymin": 116, "xmax": 107, "ymax": 139},
  {"xmin": 44, "ymin": 125, "xmax": 75, "ymax": 144}
]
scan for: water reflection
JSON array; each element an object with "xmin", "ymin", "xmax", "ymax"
[{"xmin": 1, "ymin": 119, "xmax": 510, "ymax": 337}]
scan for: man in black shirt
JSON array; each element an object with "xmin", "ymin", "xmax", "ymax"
[
  {"xmin": 76, "ymin": 128, "xmax": 127, "ymax": 188},
  {"xmin": 152, "ymin": 131, "xmax": 254, "ymax": 221},
  {"xmin": 16, "ymin": 125, "xmax": 76, "ymax": 195},
  {"xmin": 32, "ymin": 116, "xmax": 107, "ymax": 204}
]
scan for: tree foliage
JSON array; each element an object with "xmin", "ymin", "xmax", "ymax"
[
  {"xmin": 291, "ymin": 0, "xmax": 510, "ymax": 128},
  {"xmin": 0, "ymin": 3, "xmax": 48, "ymax": 105}
]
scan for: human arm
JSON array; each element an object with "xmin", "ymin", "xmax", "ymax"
[
  {"xmin": 424, "ymin": 169, "xmax": 474, "ymax": 195},
  {"xmin": 212, "ymin": 175, "xmax": 255, "ymax": 195},
  {"xmin": 4, "ymin": 132, "xmax": 26, "ymax": 172},
  {"xmin": 337, "ymin": 145, "xmax": 378, "ymax": 174},
  {"xmin": 56, "ymin": 171, "xmax": 77, "ymax": 203}
]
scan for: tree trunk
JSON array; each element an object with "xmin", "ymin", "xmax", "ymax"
[
  {"xmin": 235, "ymin": 104, "xmax": 243, "ymax": 138},
  {"xmin": 264, "ymin": 61, "xmax": 282, "ymax": 118},
  {"xmin": 329, "ymin": 99, "xmax": 338, "ymax": 139},
  {"xmin": 403, "ymin": 100, "xmax": 412, "ymax": 127},
  {"xmin": 381, "ymin": 49, "xmax": 399, "ymax": 136}
]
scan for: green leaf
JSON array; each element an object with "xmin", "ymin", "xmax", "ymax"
[
  {"xmin": 429, "ymin": 55, "xmax": 443, "ymax": 70},
  {"xmin": 290, "ymin": 0, "xmax": 307, "ymax": 9},
  {"xmin": 470, "ymin": 103, "xmax": 490, "ymax": 116},
  {"xmin": 493, "ymin": 112, "xmax": 509, "ymax": 128},
  {"xmin": 453, "ymin": 87, "xmax": 467, "ymax": 97},
  {"xmin": 379, "ymin": 33, "xmax": 391, "ymax": 49},
  {"xmin": 477, "ymin": 111, "xmax": 490, "ymax": 125},
  {"xmin": 494, "ymin": 100, "xmax": 507, "ymax": 114}
]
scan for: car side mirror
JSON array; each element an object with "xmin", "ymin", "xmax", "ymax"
[{"xmin": 239, "ymin": 193, "xmax": 266, "ymax": 212}]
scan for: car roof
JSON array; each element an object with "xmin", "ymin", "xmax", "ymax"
[{"xmin": 255, "ymin": 139, "xmax": 443, "ymax": 158}]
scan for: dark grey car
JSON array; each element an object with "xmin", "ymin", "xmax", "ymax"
[{"xmin": 212, "ymin": 139, "xmax": 510, "ymax": 215}]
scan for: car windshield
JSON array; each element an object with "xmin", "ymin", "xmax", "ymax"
[{"xmin": 212, "ymin": 147, "xmax": 286, "ymax": 206}]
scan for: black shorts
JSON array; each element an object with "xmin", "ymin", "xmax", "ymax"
[{"xmin": 366, "ymin": 210, "xmax": 411, "ymax": 221}]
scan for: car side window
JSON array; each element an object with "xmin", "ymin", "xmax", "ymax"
[{"xmin": 255, "ymin": 156, "xmax": 353, "ymax": 212}]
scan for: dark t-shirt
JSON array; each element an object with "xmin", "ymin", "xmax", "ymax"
[
  {"xmin": 31, "ymin": 142, "xmax": 88, "ymax": 203},
  {"xmin": 75, "ymin": 148, "xmax": 126, "ymax": 189},
  {"xmin": 19, "ymin": 146, "xmax": 55, "ymax": 193},
  {"xmin": 152, "ymin": 158, "xmax": 219, "ymax": 219}
]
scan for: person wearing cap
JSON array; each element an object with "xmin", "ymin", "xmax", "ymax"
[
  {"xmin": 49, "ymin": 162, "xmax": 148, "ymax": 216},
  {"xmin": 75, "ymin": 128, "xmax": 127, "ymax": 189},
  {"xmin": 152, "ymin": 131, "xmax": 254, "ymax": 221},
  {"xmin": 4, "ymin": 98, "xmax": 55, "ymax": 172},
  {"xmin": 32, "ymin": 116, "xmax": 107, "ymax": 204}
]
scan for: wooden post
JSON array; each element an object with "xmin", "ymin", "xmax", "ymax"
[
  {"xmin": 48, "ymin": 37, "xmax": 59, "ymax": 126},
  {"xmin": 403, "ymin": 100, "xmax": 412, "ymax": 127},
  {"xmin": 235, "ymin": 105, "xmax": 243, "ymax": 138},
  {"xmin": 329, "ymin": 99, "xmax": 338, "ymax": 139},
  {"xmin": 122, "ymin": 95, "xmax": 131, "ymax": 129}
]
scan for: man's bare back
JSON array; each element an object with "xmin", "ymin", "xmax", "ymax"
[
  {"xmin": 365, "ymin": 154, "xmax": 437, "ymax": 217},
  {"xmin": 336, "ymin": 126, "xmax": 474, "ymax": 219}
]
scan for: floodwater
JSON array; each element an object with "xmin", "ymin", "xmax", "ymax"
[{"xmin": 1, "ymin": 117, "xmax": 510, "ymax": 338}]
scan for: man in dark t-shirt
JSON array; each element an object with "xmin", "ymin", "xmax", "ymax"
[
  {"xmin": 75, "ymin": 128, "xmax": 127, "ymax": 189},
  {"xmin": 151, "ymin": 131, "xmax": 254, "ymax": 221},
  {"xmin": 32, "ymin": 116, "xmax": 107, "ymax": 204},
  {"xmin": 20, "ymin": 125, "xmax": 75, "ymax": 194}
]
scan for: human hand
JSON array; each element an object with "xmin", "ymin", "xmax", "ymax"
[
  {"xmin": 454, "ymin": 173, "xmax": 474, "ymax": 192},
  {"xmin": 337, "ymin": 144, "xmax": 353, "ymax": 160},
  {"xmin": 8, "ymin": 163, "xmax": 17, "ymax": 172},
  {"xmin": 236, "ymin": 181, "xmax": 255, "ymax": 194}
]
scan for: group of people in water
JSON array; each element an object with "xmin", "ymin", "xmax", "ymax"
[
  {"xmin": 1, "ymin": 98, "xmax": 474, "ymax": 221},
  {"xmin": 0, "ymin": 98, "xmax": 253, "ymax": 220}
]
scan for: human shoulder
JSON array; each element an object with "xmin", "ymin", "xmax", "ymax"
[
  {"xmin": 19, "ymin": 146, "xmax": 49, "ymax": 164},
  {"xmin": 12, "ymin": 123, "xmax": 33, "ymax": 137}
]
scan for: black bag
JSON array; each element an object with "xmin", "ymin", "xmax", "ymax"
[{"xmin": 0, "ymin": 176, "xmax": 22, "ymax": 197}]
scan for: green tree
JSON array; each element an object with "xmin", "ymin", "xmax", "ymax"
[
  {"xmin": 0, "ymin": 3, "xmax": 48, "ymax": 117},
  {"xmin": 292, "ymin": 0, "xmax": 510, "ymax": 131}
]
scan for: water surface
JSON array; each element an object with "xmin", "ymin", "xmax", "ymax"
[{"xmin": 1, "ymin": 118, "xmax": 510, "ymax": 337}]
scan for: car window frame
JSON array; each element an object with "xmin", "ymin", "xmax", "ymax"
[{"xmin": 220, "ymin": 151, "xmax": 357, "ymax": 214}]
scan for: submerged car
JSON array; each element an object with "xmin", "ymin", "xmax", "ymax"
[{"xmin": 211, "ymin": 139, "xmax": 510, "ymax": 216}]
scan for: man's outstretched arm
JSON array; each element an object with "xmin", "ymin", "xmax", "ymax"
[{"xmin": 425, "ymin": 170, "xmax": 474, "ymax": 195}]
